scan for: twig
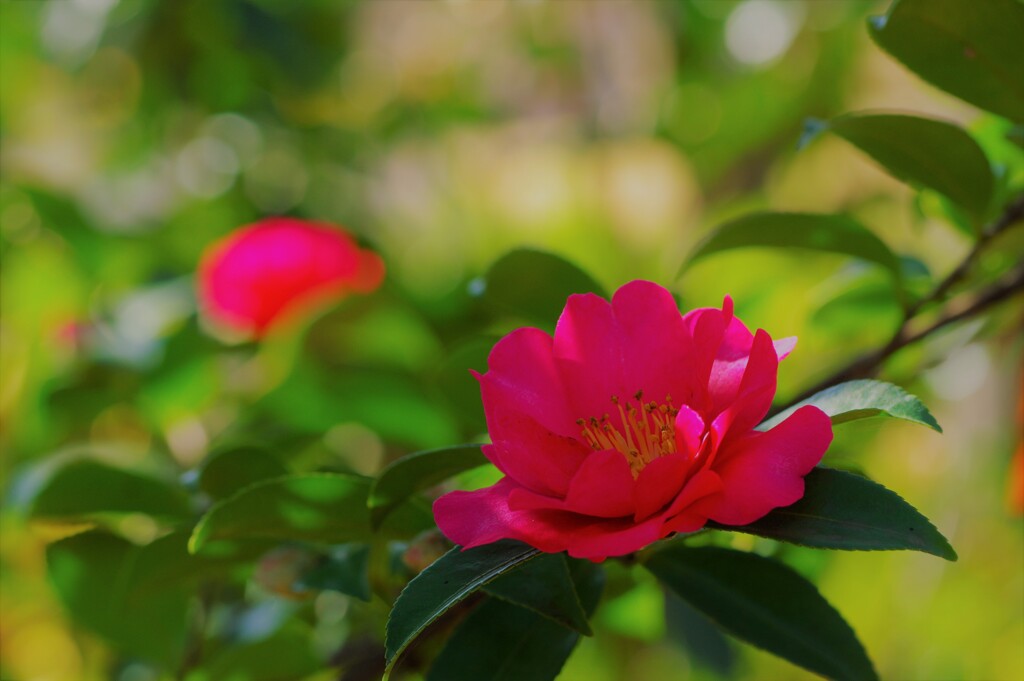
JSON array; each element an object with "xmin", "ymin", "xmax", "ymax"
[
  {"xmin": 905, "ymin": 193, "xmax": 1024, "ymax": 319},
  {"xmin": 777, "ymin": 195, "xmax": 1024, "ymax": 411}
]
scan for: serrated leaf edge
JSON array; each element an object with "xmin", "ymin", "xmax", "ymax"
[
  {"xmin": 649, "ymin": 547, "xmax": 879, "ymax": 681},
  {"xmin": 384, "ymin": 544, "xmax": 541, "ymax": 675},
  {"xmin": 483, "ymin": 554, "xmax": 594, "ymax": 636}
]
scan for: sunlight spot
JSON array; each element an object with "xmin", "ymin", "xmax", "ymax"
[
  {"xmin": 166, "ymin": 417, "xmax": 209, "ymax": 467},
  {"xmin": 925, "ymin": 343, "xmax": 991, "ymax": 400},
  {"xmin": 725, "ymin": 0, "xmax": 804, "ymax": 67},
  {"xmin": 325, "ymin": 423, "xmax": 384, "ymax": 475}
]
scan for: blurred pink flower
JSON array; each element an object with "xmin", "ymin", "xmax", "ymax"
[
  {"xmin": 434, "ymin": 280, "xmax": 832, "ymax": 561},
  {"xmin": 1009, "ymin": 376, "xmax": 1024, "ymax": 516},
  {"xmin": 198, "ymin": 218, "xmax": 384, "ymax": 338}
]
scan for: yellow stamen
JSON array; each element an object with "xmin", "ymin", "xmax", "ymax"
[{"xmin": 578, "ymin": 392, "xmax": 679, "ymax": 477}]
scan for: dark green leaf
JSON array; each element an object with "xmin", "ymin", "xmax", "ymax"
[
  {"xmin": 665, "ymin": 590, "xmax": 737, "ymax": 677},
  {"xmin": 369, "ymin": 445, "xmax": 487, "ymax": 529},
  {"xmin": 29, "ymin": 459, "xmax": 191, "ymax": 521},
  {"xmin": 482, "ymin": 249, "xmax": 606, "ymax": 325},
  {"xmin": 709, "ymin": 468, "xmax": 957, "ymax": 561},
  {"xmin": 761, "ymin": 379, "xmax": 941, "ymax": 432},
  {"xmin": 47, "ymin": 531, "xmax": 189, "ymax": 666},
  {"xmin": 198, "ymin": 445, "xmax": 288, "ymax": 500},
  {"xmin": 384, "ymin": 540, "xmax": 541, "ymax": 673},
  {"xmin": 869, "ymin": 0, "xmax": 1024, "ymax": 122},
  {"xmin": 425, "ymin": 558, "xmax": 604, "ymax": 681},
  {"xmin": 681, "ymin": 213, "xmax": 903, "ymax": 287},
  {"xmin": 296, "ymin": 543, "xmax": 372, "ymax": 601},
  {"xmin": 828, "ymin": 114, "xmax": 994, "ymax": 224},
  {"xmin": 646, "ymin": 546, "xmax": 877, "ymax": 681},
  {"xmin": 484, "ymin": 553, "xmax": 593, "ymax": 635},
  {"xmin": 189, "ymin": 473, "xmax": 433, "ymax": 554}
]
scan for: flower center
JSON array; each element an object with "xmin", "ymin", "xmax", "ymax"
[{"xmin": 576, "ymin": 391, "xmax": 680, "ymax": 477}]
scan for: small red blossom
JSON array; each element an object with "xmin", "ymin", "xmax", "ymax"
[
  {"xmin": 433, "ymin": 280, "xmax": 833, "ymax": 561},
  {"xmin": 1009, "ymin": 375, "xmax": 1024, "ymax": 516},
  {"xmin": 198, "ymin": 217, "xmax": 384, "ymax": 338}
]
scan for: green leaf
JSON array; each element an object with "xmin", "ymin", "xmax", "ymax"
[
  {"xmin": 296, "ymin": 543, "xmax": 372, "ymax": 601},
  {"xmin": 709, "ymin": 468, "xmax": 957, "ymax": 561},
  {"xmin": 29, "ymin": 459, "xmax": 191, "ymax": 522},
  {"xmin": 869, "ymin": 0, "xmax": 1024, "ymax": 122},
  {"xmin": 664, "ymin": 590, "xmax": 737, "ymax": 677},
  {"xmin": 264, "ymin": 364, "xmax": 459, "ymax": 450},
  {"xmin": 760, "ymin": 379, "xmax": 941, "ymax": 432},
  {"xmin": 433, "ymin": 337, "xmax": 496, "ymax": 431},
  {"xmin": 646, "ymin": 546, "xmax": 877, "ymax": 681},
  {"xmin": 811, "ymin": 277, "xmax": 902, "ymax": 341},
  {"xmin": 183, "ymin": 621, "xmax": 321, "ymax": 681},
  {"xmin": 484, "ymin": 553, "xmax": 593, "ymax": 635},
  {"xmin": 198, "ymin": 445, "xmax": 288, "ymax": 500},
  {"xmin": 369, "ymin": 445, "xmax": 487, "ymax": 529},
  {"xmin": 384, "ymin": 540, "xmax": 541, "ymax": 674},
  {"xmin": 828, "ymin": 114, "xmax": 995, "ymax": 225},
  {"xmin": 482, "ymin": 249, "xmax": 606, "ymax": 325},
  {"xmin": 47, "ymin": 531, "xmax": 190, "ymax": 666},
  {"xmin": 425, "ymin": 558, "xmax": 604, "ymax": 681},
  {"xmin": 681, "ymin": 213, "xmax": 903, "ymax": 288},
  {"xmin": 126, "ymin": 531, "xmax": 269, "ymax": 599},
  {"xmin": 189, "ymin": 473, "xmax": 433, "ymax": 554}
]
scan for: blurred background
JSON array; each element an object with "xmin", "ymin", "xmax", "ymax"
[{"xmin": 1, "ymin": 1, "xmax": 1021, "ymax": 680}]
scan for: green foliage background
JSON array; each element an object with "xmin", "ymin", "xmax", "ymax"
[{"xmin": 1, "ymin": 1, "xmax": 1022, "ymax": 680}]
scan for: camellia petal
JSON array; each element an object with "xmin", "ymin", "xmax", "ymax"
[
  {"xmin": 508, "ymin": 449, "xmax": 636, "ymax": 518},
  {"xmin": 633, "ymin": 454, "xmax": 691, "ymax": 522},
  {"xmin": 608, "ymin": 282, "xmax": 702, "ymax": 409},
  {"xmin": 695, "ymin": 405, "xmax": 833, "ymax": 525},
  {"xmin": 551, "ymin": 292, "xmax": 630, "ymax": 420},
  {"xmin": 198, "ymin": 217, "xmax": 384, "ymax": 338},
  {"xmin": 476, "ymin": 327, "xmax": 578, "ymax": 437},
  {"xmin": 709, "ymin": 329, "xmax": 781, "ymax": 450},
  {"xmin": 433, "ymin": 280, "xmax": 833, "ymax": 561}
]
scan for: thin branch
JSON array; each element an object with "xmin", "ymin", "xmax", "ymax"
[
  {"xmin": 899, "ymin": 264, "xmax": 1024, "ymax": 348},
  {"xmin": 905, "ymin": 193, "xmax": 1024, "ymax": 319},
  {"xmin": 777, "ymin": 194, "xmax": 1024, "ymax": 410}
]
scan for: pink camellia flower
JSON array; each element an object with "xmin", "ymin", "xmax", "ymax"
[
  {"xmin": 198, "ymin": 217, "xmax": 384, "ymax": 338},
  {"xmin": 434, "ymin": 280, "xmax": 832, "ymax": 561}
]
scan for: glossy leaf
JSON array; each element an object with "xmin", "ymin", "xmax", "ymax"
[
  {"xmin": 29, "ymin": 459, "xmax": 191, "ymax": 521},
  {"xmin": 869, "ymin": 0, "xmax": 1024, "ymax": 122},
  {"xmin": 296, "ymin": 543, "xmax": 372, "ymax": 601},
  {"xmin": 484, "ymin": 552, "xmax": 593, "ymax": 635},
  {"xmin": 426, "ymin": 558, "xmax": 604, "ymax": 681},
  {"xmin": 384, "ymin": 540, "xmax": 541, "ymax": 674},
  {"xmin": 189, "ymin": 473, "xmax": 433, "ymax": 553},
  {"xmin": 47, "ymin": 532, "xmax": 190, "ymax": 666},
  {"xmin": 828, "ymin": 114, "xmax": 994, "ymax": 224},
  {"xmin": 646, "ymin": 546, "xmax": 877, "ymax": 681},
  {"xmin": 369, "ymin": 445, "xmax": 487, "ymax": 529},
  {"xmin": 198, "ymin": 445, "xmax": 288, "ymax": 500},
  {"xmin": 665, "ymin": 590, "xmax": 737, "ymax": 677},
  {"xmin": 760, "ymin": 379, "xmax": 941, "ymax": 432},
  {"xmin": 709, "ymin": 468, "xmax": 957, "ymax": 560},
  {"xmin": 682, "ymin": 213, "xmax": 903, "ymax": 286},
  {"xmin": 482, "ymin": 249, "xmax": 606, "ymax": 325}
]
